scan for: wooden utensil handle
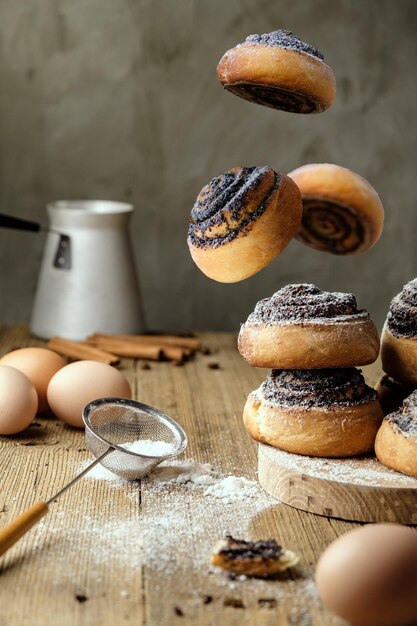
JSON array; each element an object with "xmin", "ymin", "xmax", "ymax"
[{"xmin": 0, "ymin": 501, "xmax": 48, "ymax": 557}]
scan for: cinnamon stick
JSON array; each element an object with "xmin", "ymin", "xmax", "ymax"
[
  {"xmin": 47, "ymin": 337, "xmax": 120, "ymax": 366},
  {"xmin": 87, "ymin": 332, "xmax": 202, "ymax": 352},
  {"xmin": 85, "ymin": 337, "xmax": 163, "ymax": 360},
  {"xmin": 161, "ymin": 346, "xmax": 192, "ymax": 363}
]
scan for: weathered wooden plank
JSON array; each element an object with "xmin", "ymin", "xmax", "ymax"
[{"xmin": 0, "ymin": 326, "xmax": 387, "ymax": 625}]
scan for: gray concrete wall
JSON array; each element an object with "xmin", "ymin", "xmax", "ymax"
[{"xmin": 0, "ymin": 0, "xmax": 416, "ymax": 331}]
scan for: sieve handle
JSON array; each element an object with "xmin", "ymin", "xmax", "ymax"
[
  {"xmin": 0, "ymin": 501, "xmax": 48, "ymax": 557},
  {"xmin": 0, "ymin": 449, "xmax": 113, "ymax": 559}
]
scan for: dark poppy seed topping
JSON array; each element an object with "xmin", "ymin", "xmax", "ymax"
[
  {"xmin": 244, "ymin": 30, "xmax": 324, "ymax": 60},
  {"xmin": 188, "ymin": 166, "xmax": 279, "ymax": 249},
  {"xmin": 386, "ymin": 278, "xmax": 417, "ymax": 338},
  {"xmin": 246, "ymin": 283, "xmax": 368, "ymax": 325},
  {"xmin": 218, "ymin": 535, "xmax": 282, "ymax": 561},
  {"xmin": 260, "ymin": 368, "xmax": 377, "ymax": 409},
  {"xmin": 387, "ymin": 390, "xmax": 417, "ymax": 437}
]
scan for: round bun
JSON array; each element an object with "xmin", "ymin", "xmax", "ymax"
[
  {"xmin": 375, "ymin": 391, "xmax": 417, "ymax": 478},
  {"xmin": 238, "ymin": 284, "xmax": 380, "ymax": 369},
  {"xmin": 381, "ymin": 279, "xmax": 417, "ymax": 384},
  {"xmin": 187, "ymin": 166, "xmax": 302, "ymax": 283},
  {"xmin": 375, "ymin": 375, "xmax": 415, "ymax": 416},
  {"xmin": 288, "ymin": 163, "xmax": 384, "ymax": 255},
  {"xmin": 217, "ymin": 30, "xmax": 336, "ymax": 113},
  {"xmin": 244, "ymin": 369, "xmax": 383, "ymax": 457}
]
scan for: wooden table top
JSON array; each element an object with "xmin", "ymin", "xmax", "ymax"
[{"xmin": 0, "ymin": 325, "xmax": 383, "ymax": 626}]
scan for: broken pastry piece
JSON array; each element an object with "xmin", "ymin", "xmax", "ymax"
[{"xmin": 211, "ymin": 535, "xmax": 299, "ymax": 577}]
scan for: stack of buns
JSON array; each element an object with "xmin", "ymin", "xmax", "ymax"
[
  {"xmin": 185, "ymin": 27, "xmax": 417, "ymax": 477},
  {"xmin": 239, "ymin": 283, "xmax": 384, "ymax": 457},
  {"xmin": 375, "ymin": 278, "xmax": 417, "ymax": 477}
]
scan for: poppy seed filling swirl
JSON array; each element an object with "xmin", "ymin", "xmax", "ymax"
[
  {"xmin": 188, "ymin": 166, "xmax": 279, "ymax": 248},
  {"xmin": 261, "ymin": 368, "xmax": 377, "ymax": 409},
  {"xmin": 386, "ymin": 279, "xmax": 417, "ymax": 338},
  {"xmin": 297, "ymin": 198, "xmax": 366, "ymax": 254}
]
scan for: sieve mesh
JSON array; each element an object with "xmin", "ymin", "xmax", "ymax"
[{"xmin": 83, "ymin": 398, "xmax": 187, "ymax": 480}]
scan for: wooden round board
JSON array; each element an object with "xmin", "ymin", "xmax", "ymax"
[{"xmin": 258, "ymin": 443, "xmax": 417, "ymax": 523}]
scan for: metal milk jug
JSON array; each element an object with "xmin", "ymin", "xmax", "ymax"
[{"xmin": 30, "ymin": 200, "xmax": 144, "ymax": 340}]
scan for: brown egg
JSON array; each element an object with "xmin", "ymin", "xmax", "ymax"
[
  {"xmin": 47, "ymin": 360, "xmax": 131, "ymax": 428},
  {"xmin": 0, "ymin": 347, "xmax": 67, "ymax": 413},
  {"xmin": 0, "ymin": 365, "xmax": 38, "ymax": 434},
  {"xmin": 316, "ymin": 523, "xmax": 417, "ymax": 626}
]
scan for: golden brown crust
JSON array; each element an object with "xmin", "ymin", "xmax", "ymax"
[
  {"xmin": 217, "ymin": 44, "xmax": 336, "ymax": 113},
  {"xmin": 375, "ymin": 420, "xmax": 417, "ymax": 478},
  {"xmin": 381, "ymin": 324, "xmax": 417, "ymax": 385},
  {"xmin": 238, "ymin": 317, "xmax": 380, "ymax": 369},
  {"xmin": 244, "ymin": 392, "xmax": 383, "ymax": 457},
  {"xmin": 188, "ymin": 171, "xmax": 302, "ymax": 283},
  {"xmin": 288, "ymin": 164, "xmax": 384, "ymax": 255},
  {"xmin": 381, "ymin": 325, "xmax": 417, "ymax": 384}
]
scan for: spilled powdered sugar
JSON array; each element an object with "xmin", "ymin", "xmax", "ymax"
[
  {"xmin": 205, "ymin": 475, "xmax": 259, "ymax": 500},
  {"xmin": 147, "ymin": 461, "xmax": 260, "ymax": 501},
  {"xmin": 29, "ymin": 456, "xmax": 328, "ymax": 619},
  {"xmin": 79, "ymin": 458, "xmax": 262, "ymax": 503},
  {"xmin": 39, "ymin": 457, "xmax": 277, "ymax": 572}
]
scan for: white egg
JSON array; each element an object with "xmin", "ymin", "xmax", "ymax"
[
  {"xmin": 316, "ymin": 523, "xmax": 417, "ymax": 626},
  {"xmin": 47, "ymin": 360, "xmax": 131, "ymax": 428},
  {"xmin": 0, "ymin": 365, "xmax": 38, "ymax": 434},
  {"xmin": 0, "ymin": 347, "xmax": 67, "ymax": 412}
]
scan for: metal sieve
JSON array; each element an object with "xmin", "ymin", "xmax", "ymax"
[
  {"xmin": 82, "ymin": 397, "xmax": 188, "ymax": 480},
  {"xmin": 0, "ymin": 398, "xmax": 188, "ymax": 557}
]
